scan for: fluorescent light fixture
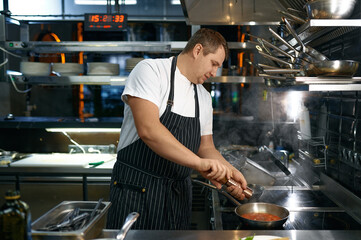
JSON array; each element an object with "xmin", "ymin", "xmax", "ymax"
[
  {"xmin": 171, "ymin": 0, "xmax": 180, "ymax": 4},
  {"xmin": 7, "ymin": 70, "xmax": 23, "ymax": 76},
  {"xmin": 75, "ymin": 0, "xmax": 136, "ymax": 5},
  {"xmin": 46, "ymin": 128, "xmax": 121, "ymax": 133}
]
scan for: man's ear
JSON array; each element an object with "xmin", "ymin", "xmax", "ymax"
[{"xmin": 192, "ymin": 43, "xmax": 203, "ymax": 58}]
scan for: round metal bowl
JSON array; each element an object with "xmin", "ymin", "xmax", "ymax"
[
  {"xmin": 305, "ymin": 0, "xmax": 357, "ymax": 19},
  {"xmin": 304, "ymin": 60, "xmax": 359, "ymax": 77}
]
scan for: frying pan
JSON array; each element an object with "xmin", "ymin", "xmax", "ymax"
[
  {"xmin": 92, "ymin": 212, "xmax": 139, "ymax": 240},
  {"xmin": 192, "ymin": 180, "xmax": 289, "ymax": 229},
  {"xmin": 305, "ymin": 0, "xmax": 357, "ymax": 19},
  {"xmin": 262, "ymin": 60, "xmax": 359, "ymax": 77}
]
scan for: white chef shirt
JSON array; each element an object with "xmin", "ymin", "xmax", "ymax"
[{"xmin": 117, "ymin": 57, "xmax": 213, "ymax": 151}]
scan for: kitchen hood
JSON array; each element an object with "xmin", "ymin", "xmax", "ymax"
[{"xmin": 180, "ymin": 0, "xmax": 288, "ymax": 25}]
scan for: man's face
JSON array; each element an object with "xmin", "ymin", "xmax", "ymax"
[{"xmin": 193, "ymin": 45, "xmax": 225, "ymax": 84}]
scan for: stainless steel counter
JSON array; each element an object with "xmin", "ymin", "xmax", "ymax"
[{"xmin": 100, "ymin": 229, "xmax": 361, "ymax": 240}]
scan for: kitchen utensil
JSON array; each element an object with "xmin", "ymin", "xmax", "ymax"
[
  {"xmin": 92, "ymin": 212, "xmax": 139, "ymax": 240},
  {"xmin": 258, "ymin": 63, "xmax": 278, "ymax": 69},
  {"xmin": 263, "ymin": 60, "xmax": 359, "ymax": 77},
  {"xmin": 305, "ymin": 0, "xmax": 357, "ymax": 19},
  {"xmin": 259, "ymin": 51, "xmax": 293, "ymax": 68},
  {"xmin": 220, "ymin": 177, "xmax": 254, "ymax": 198},
  {"xmin": 268, "ymin": 27, "xmax": 311, "ymax": 67},
  {"xmin": 287, "ymin": 7, "xmax": 308, "ymax": 18},
  {"xmin": 32, "ymin": 201, "xmax": 111, "ymax": 240},
  {"xmin": 249, "ymin": 34, "xmax": 296, "ymax": 62},
  {"xmin": 192, "ymin": 180, "xmax": 289, "ymax": 229},
  {"xmin": 89, "ymin": 157, "xmax": 116, "ymax": 168},
  {"xmin": 90, "ymin": 198, "xmax": 103, "ymax": 221},
  {"xmin": 250, "ymin": 33, "xmax": 310, "ymax": 69},
  {"xmin": 278, "ymin": 10, "xmax": 307, "ymax": 24},
  {"xmin": 283, "ymin": 17, "xmax": 329, "ymax": 62},
  {"xmin": 304, "ymin": 60, "xmax": 359, "ymax": 77}
]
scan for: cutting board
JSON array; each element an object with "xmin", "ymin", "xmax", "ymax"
[{"xmin": 10, "ymin": 153, "xmax": 116, "ymax": 168}]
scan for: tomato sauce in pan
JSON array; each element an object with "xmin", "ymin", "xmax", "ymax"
[{"xmin": 241, "ymin": 212, "xmax": 281, "ymax": 221}]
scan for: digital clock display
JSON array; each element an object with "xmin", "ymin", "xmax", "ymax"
[{"xmin": 84, "ymin": 14, "xmax": 128, "ymax": 31}]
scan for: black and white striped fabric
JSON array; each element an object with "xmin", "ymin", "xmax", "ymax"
[{"xmin": 106, "ymin": 56, "xmax": 201, "ymax": 230}]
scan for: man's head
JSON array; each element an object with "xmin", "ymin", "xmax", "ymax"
[
  {"xmin": 180, "ymin": 28, "xmax": 228, "ymax": 84},
  {"xmin": 182, "ymin": 28, "xmax": 229, "ymax": 60}
]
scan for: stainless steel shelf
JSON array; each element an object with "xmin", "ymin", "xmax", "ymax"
[
  {"xmin": 209, "ymin": 76, "xmax": 264, "ymax": 83},
  {"xmin": 5, "ymin": 41, "xmax": 172, "ymax": 53},
  {"xmin": 307, "ymin": 19, "xmax": 361, "ymax": 27},
  {"xmin": 12, "ymin": 75, "xmax": 263, "ymax": 85},
  {"xmin": 295, "ymin": 77, "xmax": 361, "ymax": 91},
  {"xmin": 13, "ymin": 74, "xmax": 361, "ymax": 90},
  {"xmin": 13, "ymin": 75, "xmax": 128, "ymax": 85},
  {"xmin": 4, "ymin": 41, "xmax": 256, "ymax": 53}
]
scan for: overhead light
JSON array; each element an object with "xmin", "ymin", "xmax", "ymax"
[
  {"xmin": 75, "ymin": 0, "xmax": 136, "ymax": 5},
  {"xmin": 171, "ymin": 0, "xmax": 180, "ymax": 4},
  {"xmin": 46, "ymin": 128, "xmax": 121, "ymax": 133}
]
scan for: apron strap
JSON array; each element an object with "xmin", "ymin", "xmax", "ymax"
[
  {"xmin": 167, "ymin": 56, "xmax": 177, "ymax": 108},
  {"xmin": 193, "ymin": 84, "xmax": 199, "ymax": 118}
]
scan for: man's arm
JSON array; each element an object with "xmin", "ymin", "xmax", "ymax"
[
  {"xmin": 127, "ymin": 95, "xmax": 231, "ymax": 181},
  {"xmin": 197, "ymin": 134, "xmax": 248, "ymax": 200}
]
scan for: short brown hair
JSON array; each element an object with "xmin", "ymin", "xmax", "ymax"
[{"xmin": 182, "ymin": 28, "xmax": 229, "ymax": 60}]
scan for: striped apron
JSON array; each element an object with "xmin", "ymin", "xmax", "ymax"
[{"xmin": 106, "ymin": 56, "xmax": 201, "ymax": 230}]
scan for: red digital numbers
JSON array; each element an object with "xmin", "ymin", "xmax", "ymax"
[
  {"xmin": 90, "ymin": 15, "xmax": 99, "ymax": 22},
  {"xmin": 114, "ymin": 15, "xmax": 124, "ymax": 23},
  {"xmin": 85, "ymin": 14, "xmax": 127, "ymax": 31}
]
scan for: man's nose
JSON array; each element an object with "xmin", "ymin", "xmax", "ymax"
[{"xmin": 211, "ymin": 67, "xmax": 218, "ymax": 76}]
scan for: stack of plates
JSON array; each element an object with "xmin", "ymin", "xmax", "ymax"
[
  {"xmin": 20, "ymin": 62, "xmax": 51, "ymax": 76},
  {"xmin": 125, "ymin": 57, "xmax": 144, "ymax": 72},
  {"xmin": 51, "ymin": 63, "xmax": 83, "ymax": 76},
  {"xmin": 87, "ymin": 62, "xmax": 120, "ymax": 76}
]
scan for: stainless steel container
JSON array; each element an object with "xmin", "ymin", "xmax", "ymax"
[{"xmin": 31, "ymin": 201, "xmax": 111, "ymax": 240}]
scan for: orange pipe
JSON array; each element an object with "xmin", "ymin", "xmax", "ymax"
[
  {"xmin": 77, "ymin": 22, "xmax": 84, "ymax": 120},
  {"xmin": 49, "ymin": 33, "xmax": 65, "ymax": 63}
]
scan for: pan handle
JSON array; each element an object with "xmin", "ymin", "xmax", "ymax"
[
  {"xmin": 283, "ymin": 17, "xmax": 306, "ymax": 52},
  {"xmin": 259, "ymin": 51, "xmax": 293, "ymax": 68},
  {"xmin": 268, "ymin": 27, "xmax": 298, "ymax": 54},
  {"xmin": 278, "ymin": 10, "xmax": 307, "ymax": 24},
  {"xmin": 192, "ymin": 179, "xmax": 242, "ymax": 207}
]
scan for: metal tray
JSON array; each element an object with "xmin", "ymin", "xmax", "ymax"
[{"xmin": 31, "ymin": 201, "xmax": 111, "ymax": 240}]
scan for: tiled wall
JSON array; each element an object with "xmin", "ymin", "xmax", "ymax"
[{"xmin": 306, "ymin": 91, "xmax": 361, "ymax": 197}]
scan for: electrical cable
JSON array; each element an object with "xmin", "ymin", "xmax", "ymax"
[
  {"xmin": 0, "ymin": 58, "xmax": 8, "ymax": 68},
  {"xmin": 0, "ymin": 46, "xmax": 22, "ymax": 58},
  {"xmin": 8, "ymin": 73, "xmax": 32, "ymax": 94},
  {"xmin": 61, "ymin": 131, "xmax": 86, "ymax": 154}
]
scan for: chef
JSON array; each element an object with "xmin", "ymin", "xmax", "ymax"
[{"xmin": 106, "ymin": 28, "xmax": 248, "ymax": 230}]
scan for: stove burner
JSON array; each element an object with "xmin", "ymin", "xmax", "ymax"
[
  {"xmin": 304, "ymin": 212, "xmax": 351, "ymax": 230},
  {"xmin": 215, "ymin": 189, "xmax": 361, "ymax": 230}
]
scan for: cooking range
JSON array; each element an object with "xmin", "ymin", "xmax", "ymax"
[{"xmin": 211, "ymin": 187, "xmax": 361, "ymax": 230}]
